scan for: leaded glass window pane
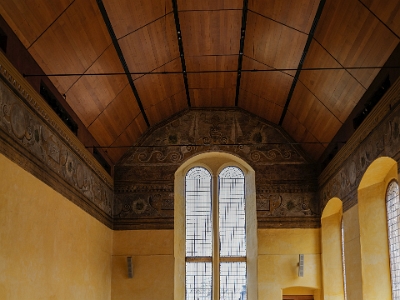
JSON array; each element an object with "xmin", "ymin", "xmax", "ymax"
[
  {"xmin": 186, "ymin": 167, "xmax": 212, "ymax": 257},
  {"xmin": 220, "ymin": 262, "xmax": 247, "ymax": 300},
  {"xmin": 387, "ymin": 181, "xmax": 400, "ymax": 299},
  {"xmin": 219, "ymin": 167, "xmax": 246, "ymax": 257},
  {"xmin": 186, "ymin": 262, "xmax": 212, "ymax": 300}
]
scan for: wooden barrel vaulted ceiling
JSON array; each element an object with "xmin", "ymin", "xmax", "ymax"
[{"xmin": 0, "ymin": 0, "xmax": 399, "ymax": 164}]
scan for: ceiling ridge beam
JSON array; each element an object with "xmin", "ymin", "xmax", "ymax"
[
  {"xmin": 172, "ymin": 0, "xmax": 191, "ymax": 108},
  {"xmin": 235, "ymin": 0, "xmax": 249, "ymax": 106},
  {"xmin": 278, "ymin": 0, "xmax": 327, "ymax": 126},
  {"xmin": 96, "ymin": 0, "xmax": 150, "ymax": 127}
]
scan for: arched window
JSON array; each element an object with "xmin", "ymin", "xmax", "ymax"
[
  {"xmin": 185, "ymin": 166, "xmax": 247, "ymax": 300},
  {"xmin": 341, "ymin": 218, "xmax": 347, "ymax": 300},
  {"xmin": 386, "ymin": 180, "xmax": 400, "ymax": 299}
]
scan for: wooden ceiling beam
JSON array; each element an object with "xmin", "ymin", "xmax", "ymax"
[
  {"xmin": 172, "ymin": 0, "xmax": 191, "ymax": 108},
  {"xmin": 278, "ymin": 0, "xmax": 326, "ymax": 126},
  {"xmin": 235, "ymin": 0, "xmax": 249, "ymax": 106},
  {"xmin": 96, "ymin": 0, "xmax": 150, "ymax": 127}
]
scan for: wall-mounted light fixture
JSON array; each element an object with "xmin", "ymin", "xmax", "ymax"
[
  {"xmin": 127, "ymin": 256, "xmax": 133, "ymax": 278},
  {"xmin": 298, "ymin": 254, "xmax": 304, "ymax": 277}
]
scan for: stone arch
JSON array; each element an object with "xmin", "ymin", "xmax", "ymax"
[
  {"xmin": 321, "ymin": 197, "xmax": 345, "ymax": 300},
  {"xmin": 357, "ymin": 156, "xmax": 398, "ymax": 300}
]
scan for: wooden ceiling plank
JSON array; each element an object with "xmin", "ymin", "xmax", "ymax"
[
  {"xmin": 145, "ymin": 90, "xmax": 188, "ymax": 125},
  {"xmin": 360, "ymin": 0, "xmax": 400, "ymax": 38},
  {"xmin": 314, "ymin": 0, "xmax": 399, "ymax": 88},
  {"xmin": 178, "ymin": 0, "xmax": 243, "ymax": 11},
  {"xmin": 134, "ymin": 58, "xmax": 184, "ymax": 106},
  {"xmin": 88, "ymin": 85, "xmax": 141, "ymax": 147},
  {"xmin": 287, "ymin": 82, "xmax": 342, "ymax": 145},
  {"xmin": 186, "ymin": 55, "xmax": 237, "ymax": 103},
  {"xmin": 282, "ymin": 111, "xmax": 326, "ymax": 160},
  {"xmin": 96, "ymin": 0, "xmax": 150, "ymax": 127},
  {"xmin": 119, "ymin": 13, "xmax": 179, "ymax": 75},
  {"xmin": 179, "ymin": 10, "xmax": 242, "ymax": 56},
  {"xmin": 103, "ymin": 0, "xmax": 173, "ymax": 39},
  {"xmin": 238, "ymin": 89, "xmax": 283, "ymax": 124},
  {"xmin": 107, "ymin": 114, "xmax": 149, "ymax": 163},
  {"xmin": 248, "ymin": 0, "xmax": 320, "ymax": 33},
  {"xmin": 240, "ymin": 56, "xmax": 293, "ymax": 110},
  {"xmin": 0, "ymin": 0, "xmax": 73, "ymax": 48},
  {"xmin": 244, "ymin": 12, "xmax": 308, "ymax": 70},
  {"xmin": 278, "ymin": 0, "xmax": 327, "ymax": 125},
  {"xmin": 28, "ymin": 0, "xmax": 112, "ymax": 93},
  {"xmin": 190, "ymin": 88, "xmax": 237, "ymax": 107},
  {"xmin": 299, "ymin": 40, "xmax": 366, "ymax": 123}
]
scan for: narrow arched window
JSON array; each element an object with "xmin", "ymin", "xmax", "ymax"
[
  {"xmin": 185, "ymin": 166, "xmax": 247, "ymax": 300},
  {"xmin": 386, "ymin": 180, "xmax": 400, "ymax": 299},
  {"xmin": 341, "ymin": 218, "xmax": 347, "ymax": 300},
  {"xmin": 185, "ymin": 167, "xmax": 213, "ymax": 299}
]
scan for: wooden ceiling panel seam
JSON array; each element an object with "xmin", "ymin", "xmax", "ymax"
[
  {"xmin": 242, "ymin": 54, "xmax": 296, "ymax": 78},
  {"xmin": 239, "ymin": 86, "xmax": 286, "ymax": 109},
  {"xmin": 248, "ymin": 0, "xmax": 320, "ymax": 34},
  {"xmin": 283, "ymin": 109, "xmax": 327, "ymax": 146},
  {"xmin": 103, "ymin": 0, "xmax": 174, "ymax": 39},
  {"xmin": 64, "ymin": 42, "xmax": 114, "ymax": 95},
  {"xmin": 247, "ymin": 9, "xmax": 309, "ymax": 35},
  {"xmin": 358, "ymin": 0, "xmax": 400, "ymax": 40},
  {"xmin": 130, "ymin": 56, "xmax": 182, "ymax": 83},
  {"xmin": 310, "ymin": 38, "xmax": 367, "ymax": 89},
  {"xmin": 143, "ymin": 88, "xmax": 187, "ymax": 109},
  {"xmin": 296, "ymin": 78, "xmax": 344, "ymax": 124},
  {"xmin": 26, "ymin": 0, "xmax": 76, "ymax": 50},
  {"xmin": 110, "ymin": 112, "xmax": 148, "ymax": 146},
  {"xmin": 278, "ymin": 0, "xmax": 327, "ymax": 126},
  {"xmin": 0, "ymin": 0, "xmax": 75, "ymax": 48},
  {"xmin": 86, "ymin": 81, "xmax": 131, "ymax": 128},
  {"xmin": 96, "ymin": 0, "xmax": 150, "ymax": 127},
  {"xmin": 117, "ymin": 11, "xmax": 174, "ymax": 41}
]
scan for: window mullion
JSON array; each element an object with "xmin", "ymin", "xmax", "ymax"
[{"xmin": 212, "ymin": 174, "xmax": 219, "ymax": 300}]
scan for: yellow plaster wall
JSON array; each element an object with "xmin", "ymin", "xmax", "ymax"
[
  {"xmin": 258, "ymin": 228, "xmax": 321, "ymax": 300},
  {"xmin": 112, "ymin": 230, "xmax": 174, "ymax": 300},
  {"xmin": 356, "ymin": 158, "xmax": 397, "ymax": 300},
  {"xmin": 0, "ymin": 153, "xmax": 113, "ymax": 300},
  {"xmin": 321, "ymin": 211, "xmax": 345, "ymax": 300},
  {"xmin": 342, "ymin": 205, "xmax": 362, "ymax": 300}
]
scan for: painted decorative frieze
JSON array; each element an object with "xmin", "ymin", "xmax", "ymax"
[
  {"xmin": 0, "ymin": 60, "xmax": 113, "ymax": 226},
  {"xmin": 319, "ymin": 79, "xmax": 400, "ymax": 211},
  {"xmin": 115, "ymin": 109, "xmax": 318, "ymax": 229}
]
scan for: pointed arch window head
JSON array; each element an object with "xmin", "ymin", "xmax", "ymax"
[
  {"xmin": 386, "ymin": 180, "xmax": 400, "ymax": 299},
  {"xmin": 185, "ymin": 166, "xmax": 247, "ymax": 300}
]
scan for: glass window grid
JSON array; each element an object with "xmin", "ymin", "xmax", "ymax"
[
  {"xmin": 185, "ymin": 166, "xmax": 247, "ymax": 300},
  {"xmin": 387, "ymin": 181, "xmax": 400, "ymax": 299}
]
